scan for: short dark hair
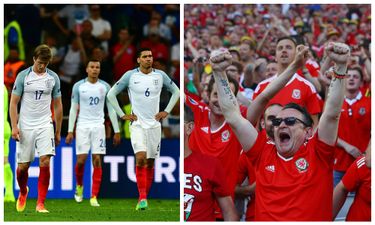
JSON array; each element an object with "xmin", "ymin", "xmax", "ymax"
[
  {"xmin": 282, "ymin": 103, "xmax": 313, "ymax": 127},
  {"xmin": 184, "ymin": 104, "xmax": 194, "ymax": 123},
  {"xmin": 276, "ymin": 36, "xmax": 297, "ymax": 48},
  {"xmin": 207, "ymin": 74, "xmax": 239, "ymax": 97},
  {"xmin": 86, "ymin": 59, "xmax": 100, "ymax": 68},
  {"xmin": 137, "ymin": 48, "xmax": 152, "ymax": 58}
]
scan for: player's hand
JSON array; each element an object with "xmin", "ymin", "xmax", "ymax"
[
  {"xmin": 155, "ymin": 111, "xmax": 168, "ymax": 121},
  {"xmin": 113, "ymin": 133, "xmax": 121, "ymax": 146},
  {"xmin": 326, "ymin": 42, "xmax": 351, "ymax": 67},
  {"xmin": 11, "ymin": 127, "xmax": 20, "ymax": 141},
  {"xmin": 343, "ymin": 142, "xmax": 362, "ymax": 158},
  {"xmin": 210, "ymin": 48, "xmax": 233, "ymax": 72},
  {"xmin": 65, "ymin": 132, "xmax": 74, "ymax": 145},
  {"xmin": 55, "ymin": 132, "xmax": 61, "ymax": 147},
  {"xmin": 121, "ymin": 114, "xmax": 137, "ymax": 122},
  {"xmin": 291, "ymin": 45, "xmax": 309, "ymax": 69}
]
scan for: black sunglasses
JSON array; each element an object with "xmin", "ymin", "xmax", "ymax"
[{"xmin": 272, "ymin": 117, "xmax": 309, "ymax": 127}]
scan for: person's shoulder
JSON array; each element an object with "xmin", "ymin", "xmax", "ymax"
[
  {"xmin": 18, "ymin": 66, "xmax": 32, "ymax": 76},
  {"xmin": 46, "ymin": 68, "xmax": 59, "ymax": 78},
  {"xmin": 153, "ymin": 68, "xmax": 168, "ymax": 76},
  {"xmin": 292, "ymin": 73, "xmax": 317, "ymax": 92}
]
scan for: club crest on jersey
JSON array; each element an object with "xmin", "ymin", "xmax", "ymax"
[
  {"xmin": 221, "ymin": 130, "xmax": 230, "ymax": 142},
  {"xmin": 295, "ymin": 158, "xmax": 309, "ymax": 172},
  {"xmin": 153, "ymin": 79, "xmax": 159, "ymax": 86},
  {"xmin": 359, "ymin": 107, "xmax": 366, "ymax": 115},
  {"xmin": 45, "ymin": 79, "xmax": 53, "ymax": 88},
  {"xmin": 292, "ymin": 89, "xmax": 301, "ymax": 99}
]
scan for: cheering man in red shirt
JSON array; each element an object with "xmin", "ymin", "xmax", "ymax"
[
  {"xmin": 333, "ymin": 67, "xmax": 371, "ymax": 186},
  {"xmin": 210, "ymin": 42, "xmax": 351, "ymax": 221},
  {"xmin": 252, "ymin": 37, "xmax": 322, "ymax": 127},
  {"xmin": 184, "ymin": 104, "xmax": 238, "ymax": 221}
]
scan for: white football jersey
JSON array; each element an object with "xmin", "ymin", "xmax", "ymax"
[
  {"xmin": 71, "ymin": 79, "xmax": 111, "ymax": 127},
  {"xmin": 111, "ymin": 68, "xmax": 177, "ymax": 128},
  {"xmin": 12, "ymin": 67, "xmax": 61, "ymax": 129}
]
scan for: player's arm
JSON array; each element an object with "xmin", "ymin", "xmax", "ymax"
[
  {"xmin": 9, "ymin": 94, "xmax": 21, "ymax": 141},
  {"xmin": 106, "ymin": 90, "xmax": 121, "ymax": 146},
  {"xmin": 210, "ymin": 49, "xmax": 258, "ymax": 151},
  {"xmin": 52, "ymin": 74, "xmax": 63, "ymax": 146},
  {"xmin": 107, "ymin": 71, "xmax": 137, "ymax": 121},
  {"xmin": 9, "ymin": 72, "xmax": 26, "ymax": 141},
  {"xmin": 318, "ymin": 42, "xmax": 350, "ymax": 145},
  {"xmin": 246, "ymin": 45, "xmax": 310, "ymax": 125},
  {"xmin": 155, "ymin": 72, "xmax": 180, "ymax": 121},
  {"xmin": 332, "ymin": 180, "xmax": 348, "ymax": 220},
  {"xmin": 53, "ymin": 97, "xmax": 63, "ymax": 146},
  {"xmin": 216, "ymin": 196, "xmax": 239, "ymax": 221},
  {"xmin": 66, "ymin": 82, "xmax": 79, "ymax": 144}
]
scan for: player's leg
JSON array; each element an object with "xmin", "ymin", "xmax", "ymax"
[
  {"xmin": 145, "ymin": 158, "xmax": 155, "ymax": 197},
  {"xmin": 15, "ymin": 129, "xmax": 34, "ymax": 212},
  {"xmin": 90, "ymin": 154, "xmax": 102, "ymax": 207},
  {"xmin": 4, "ymin": 121, "xmax": 15, "ymax": 202},
  {"xmin": 130, "ymin": 124, "xmax": 149, "ymax": 209},
  {"xmin": 16, "ymin": 162, "xmax": 30, "ymax": 212},
  {"xmin": 36, "ymin": 155, "xmax": 52, "ymax": 213},
  {"xmin": 75, "ymin": 126, "xmax": 91, "ymax": 203},
  {"xmin": 145, "ymin": 127, "xmax": 161, "ymax": 198},
  {"xmin": 89, "ymin": 125, "xmax": 106, "ymax": 207},
  {"xmin": 35, "ymin": 127, "xmax": 56, "ymax": 213},
  {"xmin": 75, "ymin": 154, "xmax": 88, "ymax": 203}
]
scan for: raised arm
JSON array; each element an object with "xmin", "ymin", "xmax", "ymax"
[
  {"xmin": 318, "ymin": 42, "xmax": 350, "ymax": 145},
  {"xmin": 210, "ymin": 49, "xmax": 258, "ymax": 151},
  {"xmin": 247, "ymin": 45, "xmax": 310, "ymax": 125}
]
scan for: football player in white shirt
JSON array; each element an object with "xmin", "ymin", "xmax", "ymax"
[
  {"xmin": 107, "ymin": 48, "xmax": 180, "ymax": 210},
  {"xmin": 10, "ymin": 44, "xmax": 63, "ymax": 213},
  {"xmin": 65, "ymin": 59, "xmax": 121, "ymax": 207}
]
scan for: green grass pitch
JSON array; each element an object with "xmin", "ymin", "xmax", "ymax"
[{"xmin": 4, "ymin": 198, "xmax": 180, "ymax": 221}]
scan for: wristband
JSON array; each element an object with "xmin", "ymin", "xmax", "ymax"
[{"xmin": 333, "ymin": 69, "xmax": 346, "ymax": 79}]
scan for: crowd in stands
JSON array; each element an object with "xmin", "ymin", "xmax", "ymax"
[
  {"xmin": 184, "ymin": 4, "xmax": 371, "ymax": 221},
  {"xmin": 4, "ymin": 4, "xmax": 180, "ymax": 138}
]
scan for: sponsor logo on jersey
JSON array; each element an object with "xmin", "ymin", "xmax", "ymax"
[
  {"xmin": 292, "ymin": 89, "xmax": 301, "ymax": 99},
  {"xmin": 221, "ymin": 130, "xmax": 230, "ymax": 142},
  {"xmin": 200, "ymin": 127, "xmax": 209, "ymax": 134},
  {"xmin": 295, "ymin": 158, "xmax": 309, "ymax": 172},
  {"xmin": 134, "ymin": 81, "xmax": 140, "ymax": 84},
  {"xmin": 265, "ymin": 165, "xmax": 275, "ymax": 172},
  {"xmin": 359, "ymin": 107, "xmax": 366, "ymax": 115}
]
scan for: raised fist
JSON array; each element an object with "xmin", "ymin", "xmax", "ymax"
[
  {"xmin": 291, "ymin": 45, "xmax": 309, "ymax": 69},
  {"xmin": 210, "ymin": 48, "xmax": 232, "ymax": 72},
  {"xmin": 326, "ymin": 42, "xmax": 351, "ymax": 66}
]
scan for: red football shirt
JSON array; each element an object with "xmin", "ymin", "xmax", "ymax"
[
  {"xmin": 252, "ymin": 73, "xmax": 322, "ymax": 115},
  {"xmin": 341, "ymin": 156, "xmax": 371, "ymax": 221},
  {"xmin": 237, "ymin": 152, "xmax": 256, "ymax": 221},
  {"xmin": 246, "ymin": 131, "xmax": 335, "ymax": 221},
  {"xmin": 185, "ymin": 93, "xmax": 244, "ymax": 197},
  {"xmin": 334, "ymin": 92, "xmax": 371, "ymax": 172},
  {"xmin": 184, "ymin": 151, "xmax": 230, "ymax": 221}
]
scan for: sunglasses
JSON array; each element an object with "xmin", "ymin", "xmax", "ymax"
[{"xmin": 271, "ymin": 117, "xmax": 309, "ymax": 127}]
